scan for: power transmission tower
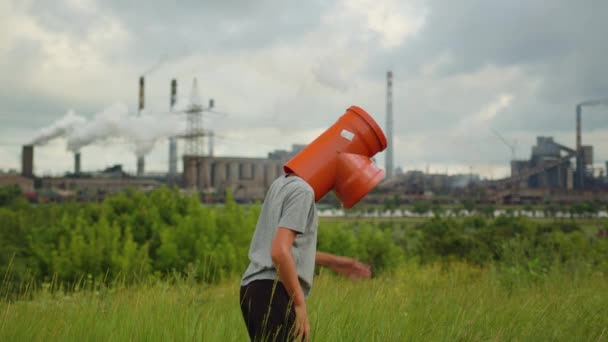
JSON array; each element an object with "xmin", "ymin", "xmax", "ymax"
[
  {"xmin": 178, "ymin": 78, "xmax": 215, "ymax": 192},
  {"xmin": 184, "ymin": 78, "xmax": 213, "ymax": 157}
]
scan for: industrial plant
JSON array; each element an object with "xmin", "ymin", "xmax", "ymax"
[
  {"xmin": 0, "ymin": 76, "xmax": 307, "ymax": 203},
  {"xmin": 472, "ymin": 100, "xmax": 608, "ymax": 204},
  {"xmin": 1, "ymin": 72, "xmax": 607, "ymax": 205},
  {"xmin": 371, "ymin": 73, "xmax": 608, "ymax": 205}
]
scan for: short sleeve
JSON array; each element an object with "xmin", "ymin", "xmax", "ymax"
[{"xmin": 278, "ymin": 188, "xmax": 314, "ymax": 234}]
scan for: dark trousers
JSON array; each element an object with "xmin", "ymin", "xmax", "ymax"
[{"xmin": 240, "ymin": 280, "xmax": 296, "ymax": 342}]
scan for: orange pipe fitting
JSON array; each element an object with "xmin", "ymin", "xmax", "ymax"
[{"xmin": 284, "ymin": 106, "xmax": 388, "ymax": 208}]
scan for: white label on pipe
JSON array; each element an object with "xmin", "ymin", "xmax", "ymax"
[{"xmin": 341, "ymin": 129, "xmax": 355, "ymax": 141}]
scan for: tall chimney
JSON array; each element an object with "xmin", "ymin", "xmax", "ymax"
[
  {"xmin": 576, "ymin": 104, "xmax": 584, "ymax": 189},
  {"xmin": 168, "ymin": 79, "xmax": 178, "ymax": 184},
  {"xmin": 139, "ymin": 76, "xmax": 145, "ymax": 111},
  {"xmin": 576, "ymin": 105, "xmax": 581, "ymax": 152},
  {"xmin": 22, "ymin": 145, "xmax": 34, "ymax": 178},
  {"xmin": 74, "ymin": 152, "xmax": 81, "ymax": 175},
  {"xmin": 385, "ymin": 71, "xmax": 394, "ymax": 178},
  {"xmin": 137, "ymin": 76, "xmax": 145, "ymax": 176}
]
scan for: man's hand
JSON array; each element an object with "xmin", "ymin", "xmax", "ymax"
[
  {"xmin": 316, "ymin": 252, "xmax": 372, "ymax": 280},
  {"xmin": 332, "ymin": 258, "xmax": 372, "ymax": 280},
  {"xmin": 294, "ymin": 303, "xmax": 310, "ymax": 342}
]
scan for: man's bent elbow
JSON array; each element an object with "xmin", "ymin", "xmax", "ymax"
[
  {"xmin": 270, "ymin": 245, "xmax": 289, "ymax": 265},
  {"xmin": 271, "ymin": 227, "xmax": 296, "ymax": 266}
]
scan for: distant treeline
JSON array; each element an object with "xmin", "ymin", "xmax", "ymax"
[{"xmin": 1, "ymin": 185, "xmax": 607, "ymax": 296}]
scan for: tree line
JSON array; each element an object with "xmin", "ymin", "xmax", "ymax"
[{"xmin": 1, "ymin": 185, "xmax": 607, "ymax": 296}]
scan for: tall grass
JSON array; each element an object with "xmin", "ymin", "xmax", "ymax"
[{"xmin": 1, "ymin": 263, "xmax": 606, "ymax": 341}]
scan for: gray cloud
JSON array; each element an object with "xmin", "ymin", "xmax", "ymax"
[
  {"xmin": 360, "ymin": 0, "xmax": 608, "ymax": 158},
  {"xmin": 1, "ymin": 0, "xmax": 608, "ymax": 176},
  {"xmin": 92, "ymin": 1, "xmax": 328, "ymax": 63}
]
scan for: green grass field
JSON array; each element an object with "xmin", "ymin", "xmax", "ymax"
[{"xmin": 2, "ymin": 263, "xmax": 606, "ymax": 341}]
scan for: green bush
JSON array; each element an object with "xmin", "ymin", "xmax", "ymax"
[
  {"xmin": 1, "ymin": 186, "xmax": 607, "ymax": 296},
  {"xmin": 0, "ymin": 187, "xmax": 259, "ymax": 295},
  {"xmin": 0, "ymin": 185, "xmax": 22, "ymax": 207},
  {"xmin": 317, "ymin": 221, "xmax": 403, "ymax": 275}
]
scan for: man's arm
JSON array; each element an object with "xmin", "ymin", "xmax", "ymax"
[
  {"xmin": 271, "ymin": 227, "xmax": 310, "ymax": 341},
  {"xmin": 316, "ymin": 251, "xmax": 372, "ymax": 279},
  {"xmin": 271, "ymin": 227, "xmax": 305, "ymax": 306}
]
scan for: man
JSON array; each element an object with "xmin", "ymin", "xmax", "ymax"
[
  {"xmin": 240, "ymin": 106, "xmax": 387, "ymax": 341},
  {"xmin": 239, "ymin": 173, "xmax": 371, "ymax": 341}
]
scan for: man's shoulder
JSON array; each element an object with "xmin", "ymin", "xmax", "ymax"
[
  {"xmin": 269, "ymin": 175, "xmax": 314, "ymax": 202},
  {"xmin": 285, "ymin": 176, "xmax": 314, "ymax": 196},
  {"xmin": 271, "ymin": 175, "xmax": 309, "ymax": 190}
]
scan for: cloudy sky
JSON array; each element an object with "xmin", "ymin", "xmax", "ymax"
[{"xmin": 1, "ymin": 0, "xmax": 607, "ymax": 178}]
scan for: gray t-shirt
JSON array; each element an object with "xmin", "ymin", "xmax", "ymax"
[{"xmin": 241, "ymin": 175, "xmax": 318, "ymax": 297}]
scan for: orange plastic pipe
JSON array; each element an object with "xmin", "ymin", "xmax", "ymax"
[{"xmin": 284, "ymin": 106, "xmax": 387, "ymax": 208}]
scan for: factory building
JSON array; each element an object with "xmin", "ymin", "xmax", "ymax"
[
  {"xmin": 183, "ymin": 156, "xmax": 284, "ymax": 201},
  {"xmin": 40, "ymin": 164, "xmax": 162, "ymax": 198},
  {"xmin": 485, "ymin": 135, "xmax": 608, "ymax": 204},
  {"xmin": 510, "ymin": 137, "xmax": 575, "ymax": 190},
  {"xmin": 182, "ymin": 144, "xmax": 304, "ymax": 201},
  {"xmin": 40, "ymin": 177, "xmax": 161, "ymax": 195},
  {"xmin": 15, "ymin": 142, "xmax": 306, "ymax": 202},
  {"xmin": 15, "ymin": 144, "xmax": 162, "ymax": 200},
  {"xmin": 0, "ymin": 173, "xmax": 34, "ymax": 193}
]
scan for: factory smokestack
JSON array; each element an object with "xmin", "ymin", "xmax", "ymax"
[
  {"xmin": 168, "ymin": 79, "xmax": 178, "ymax": 184},
  {"xmin": 576, "ymin": 104, "xmax": 583, "ymax": 189},
  {"xmin": 575, "ymin": 99, "xmax": 608, "ymax": 189},
  {"xmin": 385, "ymin": 71, "xmax": 394, "ymax": 178},
  {"xmin": 74, "ymin": 152, "xmax": 81, "ymax": 175},
  {"xmin": 576, "ymin": 104, "xmax": 581, "ymax": 152},
  {"xmin": 137, "ymin": 76, "xmax": 145, "ymax": 176},
  {"xmin": 22, "ymin": 145, "xmax": 34, "ymax": 178}
]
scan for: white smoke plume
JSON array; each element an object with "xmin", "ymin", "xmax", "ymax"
[
  {"xmin": 119, "ymin": 109, "xmax": 184, "ymax": 157},
  {"xmin": 32, "ymin": 102, "xmax": 186, "ymax": 157},
  {"xmin": 30, "ymin": 110, "xmax": 86, "ymax": 146},
  {"xmin": 66, "ymin": 103, "xmax": 126, "ymax": 153}
]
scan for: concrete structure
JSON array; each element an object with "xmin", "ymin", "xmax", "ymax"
[{"xmin": 183, "ymin": 155, "xmax": 284, "ymax": 201}]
